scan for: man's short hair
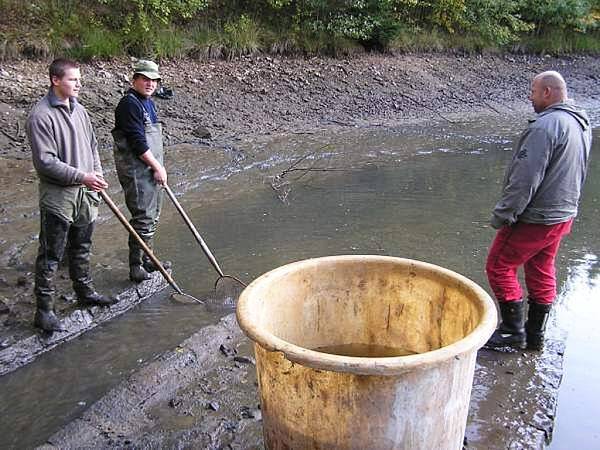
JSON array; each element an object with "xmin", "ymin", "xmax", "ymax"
[
  {"xmin": 49, "ymin": 58, "xmax": 79, "ymax": 84},
  {"xmin": 535, "ymin": 70, "xmax": 567, "ymax": 95}
]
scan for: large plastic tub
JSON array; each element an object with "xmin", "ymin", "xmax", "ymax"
[{"xmin": 236, "ymin": 255, "xmax": 496, "ymax": 449}]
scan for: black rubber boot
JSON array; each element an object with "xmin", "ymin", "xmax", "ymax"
[
  {"xmin": 130, "ymin": 264, "xmax": 151, "ymax": 283},
  {"xmin": 69, "ymin": 222, "xmax": 118, "ymax": 307},
  {"xmin": 143, "ymin": 258, "xmax": 172, "ymax": 273},
  {"xmin": 141, "ymin": 236, "xmax": 172, "ymax": 273},
  {"xmin": 76, "ymin": 289, "xmax": 118, "ymax": 307},
  {"xmin": 526, "ymin": 301, "xmax": 552, "ymax": 351},
  {"xmin": 128, "ymin": 234, "xmax": 151, "ymax": 282},
  {"xmin": 34, "ymin": 308, "xmax": 64, "ymax": 332},
  {"xmin": 485, "ymin": 300, "xmax": 526, "ymax": 350},
  {"xmin": 33, "ymin": 210, "xmax": 69, "ymax": 332}
]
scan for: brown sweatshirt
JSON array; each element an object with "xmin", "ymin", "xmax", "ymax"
[{"xmin": 27, "ymin": 89, "xmax": 102, "ymax": 186}]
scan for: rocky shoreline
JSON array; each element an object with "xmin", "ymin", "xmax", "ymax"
[{"xmin": 1, "ymin": 53, "xmax": 599, "ymax": 161}]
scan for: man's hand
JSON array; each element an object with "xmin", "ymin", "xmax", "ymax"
[
  {"xmin": 152, "ymin": 164, "xmax": 167, "ymax": 186},
  {"xmin": 140, "ymin": 149, "xmax": 167, "ymax": 186},
  {"xmin": 82, "ymin": 172, "xmax": 108, "ymax": 191}
]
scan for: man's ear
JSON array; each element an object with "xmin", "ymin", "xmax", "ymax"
[{"xmin": 50, "ymin": 75, "xmax": 60, "ymax": 87}]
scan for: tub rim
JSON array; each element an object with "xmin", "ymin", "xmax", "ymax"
[{"xmin": 236, "ymin": 255, "xmax": 497, "ymax": 376}]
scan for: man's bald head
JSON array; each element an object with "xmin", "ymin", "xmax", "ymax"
[{"xmin": 529, "ymin": 71, "xmax": 568, "ymax": 113}]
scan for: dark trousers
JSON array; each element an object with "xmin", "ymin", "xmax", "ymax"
[{"xmin": 34, "ymin": 209, "xmax": 96, "ymax": 310}]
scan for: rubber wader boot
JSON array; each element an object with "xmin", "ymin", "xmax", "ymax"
[
  {"xmin": 34, "ymin": 300, "xmax": 65, "ymax": 332},
  {"xmin": 128, "ymin": 234, "xmax": 151, "ymax": 283},
  {"xmin": 33, "ymin": 210, "xmax": 69, "ymax": 332},
  {"xmin": 484, "ymin": 300, "xmax": 526, "ymax": 350},
  {"xmin": 141, "ymin": 237, "xmax": 172, "ymax": 273},
  {"xmin": 526, "ymin": 301, "xmax": 552, "ymax": 351},
  {"xmin": 69, "ymin": 222, "xmax": 118, "ymax": 307}
]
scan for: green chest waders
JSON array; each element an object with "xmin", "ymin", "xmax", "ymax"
[{"xmin": 113, "ymin": 100, "xmax": 165, "ymax": 277}]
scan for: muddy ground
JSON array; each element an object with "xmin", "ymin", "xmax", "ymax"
[
  {"xmin": 38, "ymin": 311, "xmax": 568, "ymax": 449},
  {"xmin": 0, "ymin": 53, "xmax": 599, "ymax": 448}
]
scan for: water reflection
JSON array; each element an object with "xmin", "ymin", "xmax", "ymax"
[{"xmin": 549, "ymin": 254, "xmax": 600, "ymax": 449}]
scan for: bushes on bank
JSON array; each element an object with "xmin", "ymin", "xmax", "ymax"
[{"xmin": 0, "ymin": 0, "xmax": 598, "ymax": 60}]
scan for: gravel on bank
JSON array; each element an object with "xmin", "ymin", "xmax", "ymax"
[{"xmin": 1, "ymin": 53, "xmax": 599, "ymax": 161}]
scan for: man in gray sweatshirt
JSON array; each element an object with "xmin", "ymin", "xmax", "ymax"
[
  {"xmin": 27, "ymin": 58, "xmax": 117, "ymax": 332},
  {"xmin": 485, "ymin": 71, "xmax": 592, "ymax": 351}
]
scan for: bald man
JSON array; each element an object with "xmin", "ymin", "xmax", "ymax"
[{"xmin": 485, "ymin": 71, "xmax": 592, "ymax": 351}]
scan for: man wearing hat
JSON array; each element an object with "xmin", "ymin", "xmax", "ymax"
[{"xmin": 112, "ymin": 60, "xmax": 170, "ymax": 282}]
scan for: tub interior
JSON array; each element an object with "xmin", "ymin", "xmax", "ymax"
[{"xmin": 248, "ymin": 258, "xmax": 485, "ymax": 355}]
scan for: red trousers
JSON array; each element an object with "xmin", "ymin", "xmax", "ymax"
[{"xmin": 486, "ymin": 219, "xmax": 573, "ymax": 305}]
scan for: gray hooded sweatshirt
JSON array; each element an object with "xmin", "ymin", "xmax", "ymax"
[{"xmin": 491, "ymin": 102, "xmax": 592, "ymax": 228}]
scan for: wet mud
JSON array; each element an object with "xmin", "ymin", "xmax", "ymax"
[
  {"xmin": 39, "ymin": 315, "xmax": 566, "ymax": 450},
  {"xmin": 1, "ymin": 53, "xmax": 599, "ymax": 449},
  {"xmin": 41, "ymin": 314, "xmax": 264, "ymax": 450},
  {"xmin": 0, "ymin": 271, "xmax": 167, "ymax": 376}
]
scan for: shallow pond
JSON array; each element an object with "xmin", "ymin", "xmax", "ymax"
[{"xmin": 1, "ymin": 113, "xmax": 598, "ymax": 448}]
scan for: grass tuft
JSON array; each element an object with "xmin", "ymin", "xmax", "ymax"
[
  {"xmin": 517, "ymin": 29, "xmax": 600, "ymax": 54},
  {"xmin": 223, "ymin": 15, "xmax": 262, "ymax": 59},
  {"xmin": 189, "ymin": 26, "xmax": 226, "ymax": 60},
  {"xmin": 71, "ymin": 28, "xmax": 123, "ymax": 60}
]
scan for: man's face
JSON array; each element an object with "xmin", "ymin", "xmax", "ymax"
[
  {"xmin": 52, "ymin": 68, "xmax": 81, "ymax": 100},
  {"xmin": 529, "ymin": 78, "xmax": 548, "ymax": 113},
  {"xmin": 132, "ymin": 75, "xmax": 158, "ymax": 98}
]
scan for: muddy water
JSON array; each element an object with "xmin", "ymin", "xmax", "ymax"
[
  {"xmin": 1, "ymin": 114, "xmax": 599, "ymax": 448},
  {"xmin": 313, "ymin": 343, "xmax": 418, "ymax": 357}
]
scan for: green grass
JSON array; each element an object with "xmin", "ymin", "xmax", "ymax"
[
  {"xmin": 0, "ymin": 33, "xmax": 21, "ymax": 61},
  {"xmin": 517, "ymin": 29, "xmax": 600, "ymax": 54},
  {"xmin": 152, "ymin": 28, "xmax": 193, "ymax": 59},
  {"xmin": 70, "ymin": 28, "xmax": 124, "ymax": 60},
  {"xmin": 122, "ymin": 27, "xmax": 193, "ymax": 60},
  {"xmin": 223, "ymin": 15, "xmax": 262, "ymax": 59},
  {"xmin": 388, "ymin": 27, "xmax": 447, "ymax": 53},
  {"xmin": 0, "ymin": 11, "xmax": 597, "ymax": 61},
  {"xmin": 189, "ymin": 26, "xmax": 227, "ymax": 60}
]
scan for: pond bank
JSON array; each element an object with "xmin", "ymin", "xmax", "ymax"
[
  {"xmin": 1, "ymin": 53, "xmax": 599, "ymax": 341},
  {"xmin": 1, "ymin": 53, "xmax": 599, "ymax": 449}
]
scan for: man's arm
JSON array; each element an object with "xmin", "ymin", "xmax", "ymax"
[
  {"xmin": 140, "ymin": 150, "xmax": 167, "ymax": 185},
  {"xmin": 115, "ymin": 96, "xmax": 150, "ymax": 157},
  {"xmin": 81, "ymin": 172, "xmax": 108, "ymax": 191},
  {"xmin": 491, "ymin": 127, "xmax": 552, "ymax": 228},
  {"xmin": 84, "ymin": 108, "xmax": 103, "ymax": 176}
]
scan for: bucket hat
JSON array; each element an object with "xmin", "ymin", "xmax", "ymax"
[{"xmin": 133, "ymin": 60, "xmax": 161, "ymax": 81}]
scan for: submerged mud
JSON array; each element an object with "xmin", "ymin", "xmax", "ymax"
[{"xmin": 42, "ymin": 314, "xmax": 264, "ymax": 449}]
